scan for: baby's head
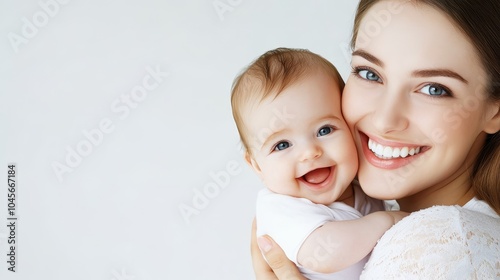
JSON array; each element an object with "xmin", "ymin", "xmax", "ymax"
[
  {"xmin": 231, "ymin": 48, "xmax": 358, "ymax": 205},
  {"xmin": 231, "ymin": 48, "xmax": 345, "ymax": 151}
]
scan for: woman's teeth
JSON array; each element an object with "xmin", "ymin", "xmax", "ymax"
[{"xmin": 368, "ymin": 138, "xmax": 421, "ymax": 159}]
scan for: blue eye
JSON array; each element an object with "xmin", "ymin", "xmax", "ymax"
[
  {"xmin": 273, "ymin": 141, "xmax": 290, "ymax": 151},
  {"xmin": 420, "ymin": 84, "xmax": 450, "ymax": 97},
  {"xmin": 358, "ymin": 69, "xmax": 381, "ymax": 82},
  {"xmin": 317, "ymin": 126, "xmax": 334, "ymax": 137}
]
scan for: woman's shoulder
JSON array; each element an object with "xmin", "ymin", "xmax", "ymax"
[
  {"xmin": 410, "ymin": 201, "xmax": 499, "ymax": 227},
  {"xmin": 376, "ymin": 203, "xmax": 500, "ymax": 250},
  {"xmin": 462, "ymin": 197, "xmax": 499, "ymax": 218},
  {"xmin": 406, "ymin": 201, "xmax": 500, "ymax": 241},
  {"xmin": 361, "ymin": 203, "xmax": 500, "ymax": 279}
]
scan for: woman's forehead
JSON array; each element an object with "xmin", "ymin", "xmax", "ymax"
[{"xmin": 354, "ymin": 0, "xmax": 485, "ymax": 83}]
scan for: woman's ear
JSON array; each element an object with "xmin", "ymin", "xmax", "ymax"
[
  {"xmin": 245, "ymin": 151, "xmax": 262, "ymax": 175},
  {"xmin": 483, "ymin": 102, "xmax": 500, "ymax": 134}
]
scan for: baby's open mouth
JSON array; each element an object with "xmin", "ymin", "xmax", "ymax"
[{"xmin": 302, "ymin": 167, "xmax": 331, "ymax": 184}]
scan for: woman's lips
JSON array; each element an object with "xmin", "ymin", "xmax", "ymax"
[{"xmin": 360, "ymin": 133, "xmax": 428, "ymax": 169}]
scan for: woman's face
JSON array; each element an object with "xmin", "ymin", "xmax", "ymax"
[{"xmin": 342, "ymin": 0, "xmax": 499, "ymax": 207}]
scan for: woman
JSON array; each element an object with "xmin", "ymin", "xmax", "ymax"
[{"xmin": 252, "ymin": 0, "xmax": 500, "ymax": 278}]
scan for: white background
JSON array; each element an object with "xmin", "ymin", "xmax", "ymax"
[{"xmin": 0, "ymin": 1, "xmax": 358, "ymax": 279}]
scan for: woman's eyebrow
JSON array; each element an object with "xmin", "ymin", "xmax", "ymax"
[
  {"xmin": 353, "ymin": 49, "xmax": 468, "ymax": 84},
  {"xmin": 352, "ymin": 49, "xmax": 384, "ymax": 67},
  {"xmin": 412, "ymin": 69, "xmax": 468, "ymax": 84}
]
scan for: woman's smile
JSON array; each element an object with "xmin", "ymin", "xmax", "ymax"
[
  {"xmin": 358, "ymin": 132, "xmax": 428, "ymax": 170},
  {"xmin": 368, "ymin": 138, "xmax": 422, "ymax": 159}
]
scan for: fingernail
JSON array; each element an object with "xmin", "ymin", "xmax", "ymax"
[{"xmin": 257, "ymin": 236, "xmax": 272, "ymax": 253}]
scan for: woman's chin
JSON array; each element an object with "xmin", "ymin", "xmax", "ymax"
[{"xmin": 357, "ymin": 171, "xmax": 408, "ymax": 200}]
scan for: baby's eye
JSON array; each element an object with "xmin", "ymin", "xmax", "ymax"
[
  {"xmin": 273, "ymin": 141, "xmax": 290, "ymax": 151},
  {"xmin": 317, "ymin": 126, "xmax": 334, "ymax": 137},
  {"xmin": 358, "ymin": 69, "xmax": 381, "ymax": 82},
  {"xmin": 419, "ymin": 84, "xmax": 450, "ymax": 97}
]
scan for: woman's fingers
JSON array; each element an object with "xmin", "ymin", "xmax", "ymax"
[
  {"xmin": 256, "ymin": 236, "xmax": 306, "ymax": 280},
  {"xmin": 251, "ymin": 219, "xmax": 278, "ymax": 279},
  {"xmin": 251, "ymin": 219, "xmax": 306, "ymax": 280}
]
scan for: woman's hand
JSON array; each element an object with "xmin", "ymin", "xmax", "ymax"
[{"xmin": 251, "ymin": 219, "xmax": 306, "ymax": 280}]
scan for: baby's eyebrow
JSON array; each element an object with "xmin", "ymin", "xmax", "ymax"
[
  {"xmin": 320, "ymin": 115, "xmax": 343, "ymax": 122},
  {"xmin": 258, "ymin": 129, "xmax": 286, "ymax": 150},
  {"xmin": 313, "ymin": 115, "xmax": 345, "ymax": 128}
]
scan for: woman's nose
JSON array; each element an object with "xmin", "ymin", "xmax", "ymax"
[{"xmin": 371, "ymin": 87, "xmax": 409, "ymax": 134}]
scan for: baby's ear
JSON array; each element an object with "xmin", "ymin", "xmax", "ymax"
[
  {"xmin": 483, "ymin": 101, "xmax": 500, "ymax": 134},
  {"xmin": 245, "ymin": 151, "xmax": 262, "ymax": 175}
]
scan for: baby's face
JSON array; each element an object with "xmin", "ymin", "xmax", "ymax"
[{"xmin": 244, "ymin": 71, "xmax": 358, "ymax": 205}]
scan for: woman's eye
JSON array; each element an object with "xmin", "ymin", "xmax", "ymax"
[
  {"xmin": 273, "ymin": 141, "xmax": 290, "ymax": 151},
  {"xmin": 317, "ymin": 126, "xmax": 334, "ymax": 137},
  {"xmin": 358, "ymin": 69, "xmax": 381, "ymax": 82},
  {"xmin": 420, "ymin": 84, "xmax": 450, "ymax": 97}
]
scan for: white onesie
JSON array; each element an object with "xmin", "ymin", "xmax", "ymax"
[{"xmin": 256, "ymin": 182, "xmax": 385, "ymax": 280}]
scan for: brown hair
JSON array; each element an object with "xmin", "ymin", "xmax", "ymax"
[
  {"xmin": 230, "ymin": 48, "xmax": 344, "ymax": 153},
  {"xmin": 351, "ymin": 0, "xmax": 500, "ymax": 214}
]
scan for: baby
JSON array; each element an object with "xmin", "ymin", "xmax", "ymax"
[{"xmin": 230, "ymin": 48, "xmax": 407, "ymax": 279}]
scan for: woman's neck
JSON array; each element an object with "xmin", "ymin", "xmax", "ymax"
[
  {"xmin": 396, "ymin": 170, "xmax": 475, "ymax": 212},
  {"xmin": 338, "ymin": 184, "xmax": 355, "ymax": 207}
]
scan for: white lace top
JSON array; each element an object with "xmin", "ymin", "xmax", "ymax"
[{"xmin": 361, "ymin": 198, "xmax": 500, "ymax": 279}]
